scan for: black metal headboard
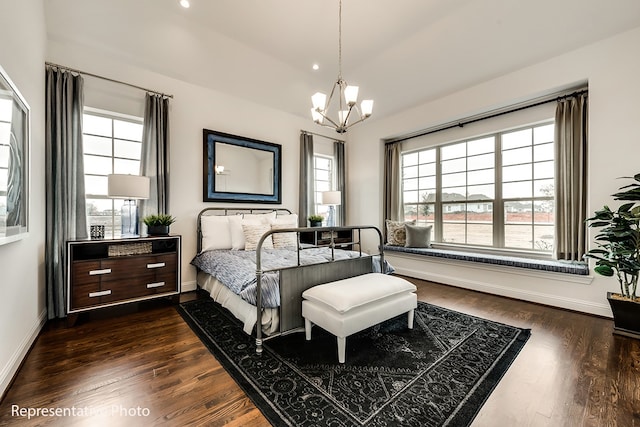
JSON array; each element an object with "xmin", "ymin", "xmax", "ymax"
[{"xmin": 196, "ymin": 207, "xmax": 293, "ymax": 253}]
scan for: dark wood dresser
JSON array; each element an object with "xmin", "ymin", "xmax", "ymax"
[{"xmin": 66, "ymin": 235, "xmax": 181, "ymax": 325}]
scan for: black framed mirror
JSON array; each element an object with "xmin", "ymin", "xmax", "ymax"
[{"xmin": 203, "ymin": 129, "xmax": 281, "ymax": 203}]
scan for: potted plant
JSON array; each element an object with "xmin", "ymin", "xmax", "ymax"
[
  {"xmin": 308, "ymin": 214, "xmax": 324, "ymax": 227},
  {"xmin": 584, "ymin": 173, "xmax": 640, "ymax": 338},
  {"xmin": 143, "ymin": 214, "xmax": 176, "ymax": 236}
]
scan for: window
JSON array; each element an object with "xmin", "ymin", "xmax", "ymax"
[
  {"xmin": 0, "ymin": 96, "xmax": 11, "ymax": 218},
  {"xmin": 83, "ymin": 109, "xmax": 143, "ymax": 239},
  {"xmin": 313, "ymin": 155, "xmax": 333, "ymax": 219},
  {"xmin": 402, "ymin": 122, "xmax": 554, "ymax": 254}
]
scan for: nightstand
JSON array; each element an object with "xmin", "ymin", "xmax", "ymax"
[
  {"xmin": 299, "ymin": 228, "xmax": 354, "ymax": 249},
  {"xmin": 66, "ymin": 235, "xmax": 181, "ymax": 325}
]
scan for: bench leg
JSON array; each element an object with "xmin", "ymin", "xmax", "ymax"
[
  {"xmin": 408, "ymin": 309, "xmax": 415, "ymax": 329},
  {"xmin": 304, "ymin": 318, "xmax": 312, "ymax": 340},
  {"xmin": 337, "ymin": 337, "xmax": 346, "ymax": 363}
]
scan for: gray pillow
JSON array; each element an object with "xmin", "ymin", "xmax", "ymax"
[{"xmin": 404, "ymin": 224, "xmax": 432, "ymax": 248}]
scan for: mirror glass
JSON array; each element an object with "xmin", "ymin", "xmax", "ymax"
[
  {"xmin": 203, "ymin": 129, "xmax": 281, "ymax": 204},
  {"xmin": 0, "ymin": 65, "xmax": 29, "ymax": 245}
]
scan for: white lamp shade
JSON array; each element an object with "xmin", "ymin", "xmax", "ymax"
[
  {"xmin": 311, "ymin": 107, "xmax": 324, "ymax": 124},
  {"xmin": 361, "ymin": 99, "xmax": 374, "ymax": 116},
  {"xmin": 344, "ymin": 85, "xmax": 359, "ymax": 105},
  {"xmin": 322, "ymin": 191, "xmax": 342, "ymax": 205},
  {"xmin": 312, "ymin": 92, "xmax": 327, "ymax": 110},
  {"xmin": 107, "ymin": 174, "xmax": 150, "ymax": 199}
]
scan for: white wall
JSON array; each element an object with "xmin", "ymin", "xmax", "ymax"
[
  {"xmin": 348, "ymin": 26, "xmax": 640, "ymax": 317},
  {"xmin": 0, "ymin": 0, "xmax": 47, "ymax": 396},
  {"xmin": 46, "ymin": 39, "xmax": 335, "ymax": 291}
]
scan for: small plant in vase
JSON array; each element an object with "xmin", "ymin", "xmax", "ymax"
[
  {"xmin": 143, "ymin": 214, "xmax": 176, "ymax": 236},
  {"xmin": 308, "ymin": 214, "xmax": 324, "ymax": 227}
]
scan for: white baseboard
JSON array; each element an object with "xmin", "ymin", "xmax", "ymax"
[
  {"xmin": 0, "ymin": 308, "xmax": 47, "ymax": 398},
  {"xmin": 181, "ymin": 280, "xmax": 197, "ymax": 292},
  {"xmin": 394, "ymin": 265, "xmax": 612, "ymax": 318}
]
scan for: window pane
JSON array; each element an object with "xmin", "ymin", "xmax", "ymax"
[
  {"xmin": 534, "ymin": 201, "xmax": 554, "ymax": 224},
  {"xmin": 534, "ymin": 225, "xmax": 554, "ymax": 251},
  {"xmin": 534, "ymin": 124, "xmax": 554, "ymax": 145},
  {"xmin": 83, "ymin": 114, "xmax": 112, "ymax": 137},
  {"xmin": 404, "ymin": 204, "xmax": 417, "ymax": 221},
  {"xmin": 404, "ymin": 178, "xmax": 418, "ymax": 191},
  {"xmin": 403, "ymin": 165, "xmax": 418, "ymax": 179},
  {"xmin": 84, "ymin": 155, "xmax": 112, "ymax": 175},
  {"xmin": 502, "ymin": 146, "xmax": 532, "ymax": 166},
  {"xmin": 419, "ymin": 190, "xmax": 436, "ymax": 204},
  {"xmin": 505, "ymin": 224, "xmax": 533, "ymax": 249},
  {"xmin": 0, "ymin": 122, "xmax": 10, "ymax": 145},
  {"xmin": 534, "ymin": 160, "xmax": 554, "ymax": 179},
  {"xmin": 503, "ymin": 164, "xmax": 532, "ymax": 182},
  {"xmin": 0, "ymin": 169, "xmax": 7, "ymax": 190},
  {"xmin": 403, "ymin": 152, "xmax": 418, "ymax": 166},
  {"xmin": 114, "ymin": 158, "xmax": 140, "ymax": 175},
  {"xmin": 114, "ymin": 119, "xmax": 143, "ymax": 141},
  {"xmin": 114, "ymin": 140, "xmax": 142, "ymax": 160},
  {"xmin": 441, "ymin": 158, "xmax": 466, "ymax": 174},
  {"xmin": 467, "ymin": 184, "xmax": 494, "ymax": 199},
  {"xmin": 467, "ymin": 223, "xmax": 493, "ymax": 246},
  {"xmin": 502, "ymin": 128, "xmax": 532, "ymax": 150},
  {"xmin": 418, "ymin": 176, "xmax": 436, "ymax": 189},
  {"xmin": 467, "ymin": 153, "xmax": 494, "ymax": 170},
  {"xmin": 467, "ymin": 169, "xmax": 494, "ymax": 185},
  {"xmin": 534, "ymin": 143, "xmax": 554, "ymax": 162},
  {"xmin": 534, "ymin": 179, "xmax": 554, "ymax": 197},
  {"xmin": 441, "ymin": 142, "xmax": 466, "ymax": 160},
  {"xmin": 0, "ymin": 99, "xmax": 11, "ymax": 121},
  {"xmin": 0, "ymin": 145, "xmax": 8, "ymax": 167},
  {"xmin": 83, "ymin": 135, "xmax": 112, "ymax": 156},
  {"xmin": 467, "ymin": 137, "xmax": 494, "ymax": 156},
  {"xmin": 418, "ymin": 203, "xmax": 435, "ymax": 221},
  {"xmin": 419, "ymin": 149, "xmax": 436, "ymax": 163},
  {"xmin": 505, "ymin": 200, "xmax": 533, "ymax": 223},
  {"xmin": 315, "ymin": 181, "xmax": 330, "ymax": 192},
  {"xmin": 442, "ymin": 222, "xmax": 465, "ymax": 244},
  {"xmin": 315, "ymin": 169, "xmax": 330, "ymax": 182},
  {"xmin": 85, "ymin": 175, "xmax": 108, "ymax": 196},
  {"xmin": 418, "ymin": 162, "xmax": 436, "ymax": 177},
  {"xmin": 442, "ymin": 188, "xmax": 465, "ymax": 201},
  {"xmin": 503, "ymin": 181, "xmax": 532, "ymax": 198},
  {"xmin": 316, "ymin": 157, "xmax": 331, "ymax": 169},
  {"xmin": 442, "ymin": 172, "xmax": 466, "ymax": 188},
  {"xmin": 404, "ymin": 190, "xmax": 418, "ymax": 203}
]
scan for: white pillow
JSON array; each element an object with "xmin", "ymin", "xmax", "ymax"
[
  {"xmin": 243, "ymin": 211, "xmax": 277, "ymax": 223},
  {"xmin": 229, "ymin": 215, "xmax": 245, "ymax": 250},
  {"xmin": 201, "ymin": 215, "xmax": 232, "ymax": 251},
  {"xmin": 271, "ymin": 214, "xmax": 299, "ymax": 248},
  {"xmin": 243, "ymin": 223, "xmax": 274, "ymax": 251}
]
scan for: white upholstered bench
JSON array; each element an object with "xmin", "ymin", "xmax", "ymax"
[{"xmin": 301, "ymin": 273, "xmax": 417, "ymax": 363}]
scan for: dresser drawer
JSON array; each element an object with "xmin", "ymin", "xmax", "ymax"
[{"xmin": 71, "ymin": 282, "xmax": 113, "ymax": 310}]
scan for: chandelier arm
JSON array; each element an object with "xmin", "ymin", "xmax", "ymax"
[{"xmin": 317, "ymin": 111, "xmax": 341, "ymax": 129}]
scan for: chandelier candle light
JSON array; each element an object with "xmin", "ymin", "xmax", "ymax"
[{"xmin": 311, "ymin": 0, "xmax": 373, "ymax": 133}]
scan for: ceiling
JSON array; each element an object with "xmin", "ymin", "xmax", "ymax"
[{"xmin": 44, "ymin": 0, "xmax": 640, "ymax": 122}]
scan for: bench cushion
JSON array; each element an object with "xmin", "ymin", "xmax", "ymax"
[{"xmin": 302, "ymin": 273, "xmax": 416, "ymax": 313}]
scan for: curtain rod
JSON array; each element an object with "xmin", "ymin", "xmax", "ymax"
[
  {"xmin": 45, "ymin": 61, "xmax": 174, "ymax": 99},
  {"xmin": 301, "ymin": 129, "xmax": 345, "ymax": 143},
  {"xmin": 386, "ymin": 88, "xmax": 588, "ymax": 145}
]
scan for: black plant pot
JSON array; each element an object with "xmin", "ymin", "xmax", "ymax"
[
  {"xmin": 147, "ymin": 225, "xmax": 170, "ymax": 236},
  {"xmin": 310, "ymin": 221, "xmax": 322, "ymax": 227},
  {"xmin": 607, "ymin": 292, "xmax": 640, "ymax": 339}
]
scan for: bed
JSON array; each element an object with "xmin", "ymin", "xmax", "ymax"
[{"xmin": 191, "ymin": 207, "xmax": 387, "ymax": 353}]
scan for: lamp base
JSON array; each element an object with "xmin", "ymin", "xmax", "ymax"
[
  {"xmin": 327, "ymin": 205, "xmax": 336, "ymax": 227},
  {"xmin": 121, "ymin": 199, "xmax": 139, "ymax": 237}
]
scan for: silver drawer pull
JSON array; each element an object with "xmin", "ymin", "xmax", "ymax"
[
  {"xmin": 146, "ymin": 282, "xmax": 165, "ymax": 289},
  {"xmin": 88, "ymin": 290, "xmax": 112, "ymax": 298},
  {"xmin": 147, "ymin": 262, "xmax": 166, "ymax": 269},
  {"xmin": 89, "ymin": 268, "xmax": 112, "ymax": 276}
]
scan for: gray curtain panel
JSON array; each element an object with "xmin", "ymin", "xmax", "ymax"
[
  {"xmin": 298, "ymin": 132, "xmax": 314, "ymax": 227},
  {"xmin": 554, "ymin": 92, "xmax": 588, "ymax": 261},
  {"xmin": 334, "ymin": 140, "xmax": 346, "ymax": 225},
  {"xmin": 384, "ymin": 141, "xmax": 403, "ymax": 225},
  {"xmin": 45, "ymin": 66, "xmax": 87, "ymax": 319},
  {"xmin": 140, "ymin": 93, "xmax": 170, "ymax": 224},
  {"xmin": 6, "ymin": 101, "xmax": 25, "ymax": 227}
]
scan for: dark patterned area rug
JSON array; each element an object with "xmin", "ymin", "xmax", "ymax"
[{"xmin": 177, "ymin": 298, "xmax": 530, "ymax": 427}]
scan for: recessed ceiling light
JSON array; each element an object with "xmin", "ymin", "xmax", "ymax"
[
  {"xmin": 179, "ymin": 0, "xmax": 190, "ymax": 8},
  {"xmin": 312, "ymin": 64, "xmax": 319, "ymax": 71}
]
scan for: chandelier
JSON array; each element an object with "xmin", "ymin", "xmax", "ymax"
[{"xmin": 311, "ymin": 0, "xmax": 373, "ymax": 133}]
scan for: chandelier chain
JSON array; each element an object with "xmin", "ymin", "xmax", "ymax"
[{"xmin": 338, "ymin": 0, "xmax": 342, "ymax": 80}]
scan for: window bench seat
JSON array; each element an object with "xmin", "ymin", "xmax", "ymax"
[{"xmin": 383, "ymin": 245, "xmax": 589, "ymax": 276}]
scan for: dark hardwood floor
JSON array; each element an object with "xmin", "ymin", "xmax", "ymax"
[{"xmin": 1, "ymin": 278, "xmax": 639, "ymax": 426}]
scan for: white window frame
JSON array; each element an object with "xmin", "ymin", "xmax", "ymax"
[{"xmin": 313, "ymin": 154, "xmax": 334, "ymax": 219}]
